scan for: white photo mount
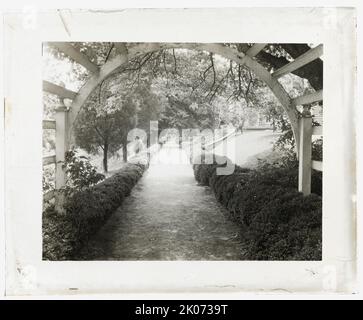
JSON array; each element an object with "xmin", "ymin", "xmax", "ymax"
[{"xmin": 3, "ymin": 7, "xmax": 357, "ymax": 296}]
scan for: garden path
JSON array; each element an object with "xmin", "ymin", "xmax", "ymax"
[{"xmin": 80, "ymin": 145, "xmax": 245, "ymax": 260}]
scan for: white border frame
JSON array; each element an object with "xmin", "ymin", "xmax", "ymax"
[{"xmin": 2, "ymin": 5, "xmax": 358, "ymax": 296}]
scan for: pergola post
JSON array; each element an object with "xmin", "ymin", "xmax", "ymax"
[
  {"xmin": 55, "ymin": 103, "xmax": 69, "ymax": 212},
  {"xmin": 298, "ymin": 105, "xmax": 313, "ymax": 195}
]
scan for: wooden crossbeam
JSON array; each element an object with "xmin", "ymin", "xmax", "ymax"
[
  {"xmin": 312, "ymin": 160, "xmax": 323, "ymax": 172},
  {"xmin": 43, "ymin": 120, "xmax": 56, "ymax": 129},
  {"xmin": 312, "ymin": 125, "xmax": 323, "ymax": 136},
  {"xmin": 43, "ymin": 80, "xmax": 77, "ymax": 100},
  {"xmin": 292, "ymin": 90, "xmax": 323, "ymax": 106},
  {"xmin": 272, "ymin": 44, "xmax": 323, "ymax": 78},
  {"xmin": 44, "ymin": 190, "xmax": 55, "ymax": 201},
  {"xmin": 235, "ymin": 43, "xmax": 268, "ymax": 68},
  {"xmin": 246, "ymin": 43, "xmax": 267, "ymax": 57},
  {"xmin": 50, "ymin": 42, "xmax": 99, "ymax": 73},
  {"xmin": 43, "ymin": 155, "xmax": 56, "ymax": 166}
]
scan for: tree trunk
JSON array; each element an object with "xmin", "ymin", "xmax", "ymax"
[
  {"xmin": 272, "ymin": 119, "xmax": 276, "ymax": 132},
  {"xmin": 103, "ymin": 143, "xmax": 108, "ymax": 173},
  {"xmin": 122, "ymin": 143, "xmax": 128, "ymax": 162}
]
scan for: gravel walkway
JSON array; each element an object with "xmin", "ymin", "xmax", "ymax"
[{"xmin": 80, "ymin": 147, "xmax": 244, "ymax": 260}]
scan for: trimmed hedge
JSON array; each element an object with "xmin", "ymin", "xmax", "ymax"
[
  {"xmin": 193, "ymin": 155, "xmax": 322, "ymax": 260},
  {"xmin": 244, "ymin": 193, "xmax": 322, "ymax": 260},
  {"xmin": 43, "ymin": 163, "xmax": 146, "ymax": 260}
]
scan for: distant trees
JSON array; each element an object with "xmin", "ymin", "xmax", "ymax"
[
  {"xmin": 74, "ymin": 96, "xmax": 133, "ymax": 173},
  {"xmin": 74, "ymin": 78, "xmax": 161, "ymax": 172},
  {"xmin": 147, "ymin": 50, "xmax": 261, "ymax": 132}
]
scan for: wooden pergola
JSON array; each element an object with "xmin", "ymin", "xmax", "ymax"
[{"xmin": 43, "ymin": 42, "xmax": 323, "ymax": 203}]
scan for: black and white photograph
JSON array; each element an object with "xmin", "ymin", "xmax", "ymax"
[
  {"xmin": 2, "ymin": 4, "xmax": 360, "ymax": 298},
  {"xmin": 42, "ymin": 42, "xmax": 323, "ymax": 261}
]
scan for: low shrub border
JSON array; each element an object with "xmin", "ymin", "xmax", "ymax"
[
  {"xmin": 193, "ymin": 155, "xmax": 322, "ymax": 260},
  {"xmin": 43, "ymin": 163, "xmax": 146, "ymax": 260}
]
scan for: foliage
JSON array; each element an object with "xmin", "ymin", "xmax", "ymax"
[
  {"xmin": 43, "ymin": 44, "xmax": 88, "ymax": 91},
  {"xmin": 74, "ymin": 93, "xmax": 132, "ymax": 171},
  {"xmin": 42, "ymin": 206, "xmax": 76, "ymax": 260},
  {"xmin": 193, "ymin": 154, "xmax": 322, "ymax": 260},
  {"xmin": 62, "ymin": 150, "xmax": 105, "ymax": 192},
  {"xmin": 71, "ymin": 42, "xmax": 115, "ymax": 67},
  {"xmin": 272, "ymin": 118, "xmax": 323, "ymax": 169},
  {"xmin": 44, "ymin": 42, "xmax": 323, "ymax": 155},
  {"xmin": 43, "ymin": 166, "xmax": 55, "ymax": 193},
  {"xmin": 312, "ymin": 138, "xmax": 323, "ymax": 161},
  {"xmin": 243, "ymin": 193, "xmax": 322, "ymax": 260},
  {"xmin": 74, "ymin": 78, "xmax": 161, "ymax": 171},
  {"xmin": 43, "ymin": 163, "xmax": 146, "ymax": 260},
  {"xmin": 119, "ymin": 48, "xmax": 274, "ymax": 131},
  {"xmin": 43, "ymin": 42, "xmax": 323, "ymax": 136}
]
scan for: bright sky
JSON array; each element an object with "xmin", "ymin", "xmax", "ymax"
[{"xmin": 42, "ymin": 44, "xmax": 88, "ymax": 91}]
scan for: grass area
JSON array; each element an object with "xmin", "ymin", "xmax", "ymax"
[{"xmin": 212, "ymin": 130, "xmax": 281, "ymax": 167}]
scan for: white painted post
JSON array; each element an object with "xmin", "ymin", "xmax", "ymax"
[
  {"xmin": 298, "ymin": 105, "xmax": 313, "ymax": 195},
  {"xmin": 55, "ymin": 103, "xmax": 69, "ymax": 189},
  {"xmin": 54, "ymin": 103, "xmax": 69, "ymax": 213}
]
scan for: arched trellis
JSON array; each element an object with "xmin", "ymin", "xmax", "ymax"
[{"xmin": 43, "ymin": 42, "xmax": 323, "ymax": 203}]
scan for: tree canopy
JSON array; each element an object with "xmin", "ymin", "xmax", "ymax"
[{"xmin": 43, "ymin": 42, "xmax": 322, "ymax": 171}]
